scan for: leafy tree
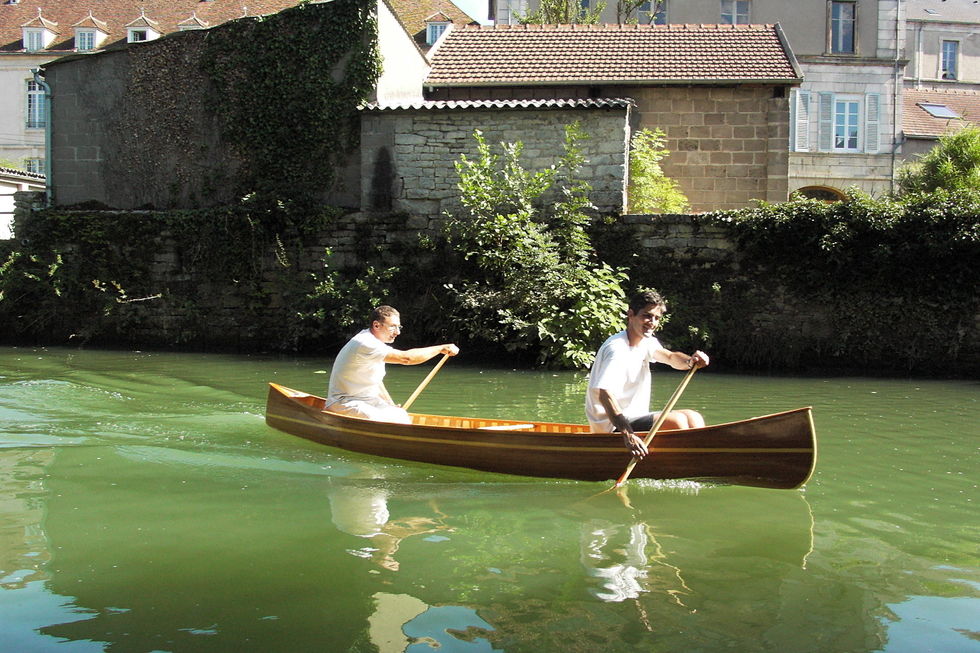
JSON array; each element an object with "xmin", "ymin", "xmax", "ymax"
[
  {"xmin": 897, "ymin": 125, "xmax": 980, "ymax": 195},
  {"xmin": 520, "ymin": 0, "xmax": 606, "ymax": 24},
  {"xmin": 616, "ymin": 0, "xmax": 664, "ymax": 23},
  {"xmin": 446, "ymin": 124, "xmax": 627, "ymax": 368},
  {"xmin": 627, "ymin": 128, "xmax": 689, "ymax": 214}
]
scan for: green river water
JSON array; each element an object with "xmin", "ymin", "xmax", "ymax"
[{"xmin": 0, "ymin": 347, "xmax": 977, "ymax": 653}]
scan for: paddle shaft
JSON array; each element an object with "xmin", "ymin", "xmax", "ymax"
[
  {"xmin": 614, "ymin": 364, "xmax": 699, "ymax": 487},
  {"xmin": 402, "ymin": 353, "xmax": 450, "ymax": 411}
]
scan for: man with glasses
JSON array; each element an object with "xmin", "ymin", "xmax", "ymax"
[
  {"xmin": 586, "ymin": 289, "xmax": 709, "ymax": 458},
  {"xmin": 326, "ymin": 305, "xmax": 459, "ymax": 423}
]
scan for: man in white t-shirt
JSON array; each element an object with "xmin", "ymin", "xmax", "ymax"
[
  {"xmin": 325, "ymin": 305, "xmax": 459, "ymax": 423},
  {"xmin": 586, "ymin": 289, "xmax": 709, "ymax": 458}
]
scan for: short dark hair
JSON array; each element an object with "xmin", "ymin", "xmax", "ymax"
[
  {"xmin": 628, "ymin": 288, "xmax": 666, "ymax": 315},
  {"xmin": 370, "ymin": 305, "xmax": 399, "ymax": 325}
]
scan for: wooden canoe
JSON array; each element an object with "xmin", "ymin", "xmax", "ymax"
[{"xmin": 264, "ymin": 383, "xmax": 817, "ymax": 490}]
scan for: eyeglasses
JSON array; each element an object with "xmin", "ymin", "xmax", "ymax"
[{"xmin": 385, "ymin": 323, "xmax": 403, "ymax": 332}]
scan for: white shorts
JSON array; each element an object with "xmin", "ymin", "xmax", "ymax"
[{"xmin": 325, "ymin": 399, "xmax": 411, "ymax": 424}]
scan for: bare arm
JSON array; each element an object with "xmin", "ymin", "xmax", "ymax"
[
  {"xmin": 652, "ymin": 348, "xmax": 710, "ymax": 370},
  {"xmin": 385, "ymin": 343, "xmax": 459, "ymax": 366},
  {"xmin": 595, "ymin": 388, "xmax": 649, "ymax": 458}
]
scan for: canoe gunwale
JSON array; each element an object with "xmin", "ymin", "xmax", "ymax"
[{"xmin": 264, "ymin": 383, "xmax": 816, "ymax": 489}]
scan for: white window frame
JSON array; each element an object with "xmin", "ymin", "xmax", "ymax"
[
  {"xmin": 941, "ymin": 40, "xmax": 959, "ymax": 80},
  {"xmin": 76, "ymin": 28, "xmax": 96, "ymax": 51},
  {"xmin": 721, "ymin": 0, "xmax": 750, "ymax": 25},
  {"xmin": 830, "ymin": 0, "xmax": 856, "ymax": 54},
  {"xmin": 23, "ymin": 28, "xmax": 44, "ymax": 52},
  {"xmin": 24, "ymin": 158, "xmax": 43, "ymax": 174},
  {"xmin": 128, "ymin": 28, "xmax": 148, "ymax": 43},
  {"xmin": 26, "ymin": 80, "xmax": 46, "ymax": 129},
  {"xmin": 832, "ymin": 97, "xmax": 861, "ymax": 151},
  {"xmin": 426, "ymin": 22, "xmax": 448, "ymax": 45},
  {"xmin": 812, "ymin": 92, "xmax": 880, "ymax": 154}
]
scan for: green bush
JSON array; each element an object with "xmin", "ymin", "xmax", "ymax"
[
  {"xmin": 898, "ymin": 126, "xmax": 980, "ymax": 195},
  {"xmin": 627, "ymin": 128, "xmax": 689, "ymax": 214},
  {"xmin": 445, "ymin": 125, "xmax": 627, "ymax": 368}
]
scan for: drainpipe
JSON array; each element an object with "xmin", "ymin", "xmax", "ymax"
[
  {"xmin": 891, "ymin": 0, "xmax": 902, "ymax": 193},
  {"xmin": 31, "ymin": 67, "xmax": 52, "ymax": 207}
]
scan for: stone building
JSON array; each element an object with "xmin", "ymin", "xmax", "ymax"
[{"xmin": 422, "ymin": 23, "xmax": 803, "ymax": 212}]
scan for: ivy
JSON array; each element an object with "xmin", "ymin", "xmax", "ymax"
[{"xmin": 201, "ymin": 0, "xmax": 381, "ymax": 212}]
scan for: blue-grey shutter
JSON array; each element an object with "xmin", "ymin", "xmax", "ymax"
[
  {"xmin": 793, "ymin": 91, "xmax": 811, "ymax": 152},
  {"xmin": 864, "ymin": 93, "xmax": 880, "ymax": 153},
  {"xmin": 818, "ymin": 93, "xmax": 834, "ymax": 152}
]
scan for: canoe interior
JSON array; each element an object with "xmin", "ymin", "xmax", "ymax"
[{"xmin": 264, "ymin": 383, "xmax": 817, "ymax": 490}]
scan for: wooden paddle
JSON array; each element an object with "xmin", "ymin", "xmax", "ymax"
[
  {"xmin": 402, "ymin": 353, "xmax": 450, "ymax": 411},
  {"xmin": 613, "ymin": 364, "xmax": 700, "ymax": 488}
]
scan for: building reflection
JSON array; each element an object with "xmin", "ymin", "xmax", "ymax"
[{"xmin": 0, "ymin": 448, "xmax": 54, "ymax": 589}]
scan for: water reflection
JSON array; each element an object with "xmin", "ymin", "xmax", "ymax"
[{"xmin": 329, "ymin": 482, "xmax": 453, "ymax": 572}]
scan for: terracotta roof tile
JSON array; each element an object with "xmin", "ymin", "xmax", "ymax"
[
  {"xmin": 386, "ymin": 0, "xmax": 477, "ymax": 50},
  {"xmin": 426, "ymin": 23, "xmax": 802, "ymax": 86},
  {"xmin": 0, "ymin": 0, "xmax": 308, "ymax": 52},
  {"xmin": 903, "ymin": 87, "xmax": 980, "ymax": 138},
  {"xmin": 360, "ymin": 97, "xmax": 635, "ymax": 111}
]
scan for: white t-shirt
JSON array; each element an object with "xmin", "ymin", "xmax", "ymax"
[
  {"xmin": 585, "ymin": 330, "xmax": 662, "ymax": 432},
  {"xmin": 326, "ymin": 329, "xmax": 393, "ymax": 406}
]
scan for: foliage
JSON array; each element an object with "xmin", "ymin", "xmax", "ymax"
[
  {"xmin": 445, "ymin": 125, "xmax": 628, "ymax": 369},
  {"xmin": 897, "ymin": 126, "xmax": 980, "ymax": 195},
  {"xmin": 627, "ymin": 128, "xmax": 689, "ymax": 214},
  {"xmin": 698, "ymin": 187, "xmax": 980, "ymax": 372},
  {"xmin": 0, "ymin": 202, "xmax": 342, "ymax": 349},
  {"xmin": 617, "ymin": 0, "xmax": 663, "ymax": 22},
  {"xmin": 201, "ymin": 0, "xmax": 381, "ymax": 212},
  {"xmin": 520, "ymin": 0, "xmax": 606, "ymax": 24}
]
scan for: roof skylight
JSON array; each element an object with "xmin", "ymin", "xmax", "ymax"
[{"xmin": 918, "ymin": 103, "xmax": 960, "ymax": 118}]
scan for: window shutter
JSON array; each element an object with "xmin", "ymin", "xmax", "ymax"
[
  {"xmin": 794, "ymin": 91, "xmax": 811, "ymax": 151},
  {"xmin": 818, "ymin": 93, "xmax": 834, "ymax": 152},
  {"xmin": 864, "ymin": 93, "xmax": 880, "ymax": 154}
]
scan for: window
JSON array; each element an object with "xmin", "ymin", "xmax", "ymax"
[
  {"xmin": 941, "ymin": 40, "xmax": 958, "ymax": 80},
  {"xmin": 833, "ymin": 99, "xmax": 860, "ymax": 150},
  {"xmin": 76, "ymin": 29, "xmax": 96, "ymax": 51},
  {"xmin": 128, "ymin": 29, "xmax": 148, "ymax": 43},
  {"xmin": 426, "ymin": 22, "xmax": 448, "ymax": 45},
  {"xmin": 23, "ymin": 28, "xmax": 44, "ymax": 52},
  {"xmin": 26, "ymin": 80, "xmax": 46, "ymax": 129},
  {"xmin": 639, "ymin": 0, "xmax": 667, "ymax": 24},
  {"xmin": 918, "ymin": 103, "xmax": 959, "ymax": 119},
  {"xmin": 798, "ymin": 91, "xmax": 880, "ymax": 153},
  {"xmin": 721, "ymin": 0, "xmax": 749, "ymax": 24},
  {"xmin": 830, "ymin": 1, "xmax": 855, "ymax": 54},
  {"xmin": 24, "ymin": 158, "xmax": 43, "ymax": 174},
  {"xmin": 795, "ymin": 186, "xmax": 845, "ymax": 202}
]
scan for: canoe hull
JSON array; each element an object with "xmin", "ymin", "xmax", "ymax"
[{"xmin": 264, "ymin": 383, "xmax": 816, "ymax": 489}]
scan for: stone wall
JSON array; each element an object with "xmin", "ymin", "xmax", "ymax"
[
  {"xmin": 622, "ymin": 85, "xmax": 791, "ymax": 211},
  {"xmin": 360, "ymin": 103, "xmax": 632, "ymax": 216}
]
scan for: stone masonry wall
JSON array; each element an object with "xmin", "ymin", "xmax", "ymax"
[{"xmin": 360, "ymin": 105, "xmax": 632, "ymax": 216}]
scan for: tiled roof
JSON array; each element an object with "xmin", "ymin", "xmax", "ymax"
[
  {"xmin": 903, "ymin": 88, "xmax": 980, "ymax": 138},
  {"xmin": 0, "ymin": 0, "xmax": 307, "ymax": 52},
  {"xmin": 426, "ymin": 23, "xmax": 802, "ymax": 87},
  {"xmin": 360, "ymin": 97, "xmax": 635, "ymax": 111},
  {"xmin": 386, "ymin": 0, "xmax": 477, "ymax": 50},
  {"xmin": 0, "ymin": 166, "xmax": 46, "ymax": 181}
]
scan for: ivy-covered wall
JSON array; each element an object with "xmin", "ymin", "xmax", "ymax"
[
  {"xmin": 44, "ymin": 0, "xmax": 380, "ymax": 211},
  {"xmin": 4, "ymin": 191, "xmax": 977, "ymax": 377}
]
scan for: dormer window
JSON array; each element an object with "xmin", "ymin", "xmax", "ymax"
[
  {"xmin": 23, "ymin": 28, "xmax": 44, "ymax": 51},
  {"xmin": 75, "ymin": 28, "xmax": 95, "ymax": 51},
  {"xmin": 126, "ymin": 13, "xmax": 161, "ymax": 43},
  {"xmin": 426, "ymin": 22, "xmax": 449, "ymax": 45},
  {"xmin": 73, "ymin": 13, "xmax": 108, "ymax": 51}
]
